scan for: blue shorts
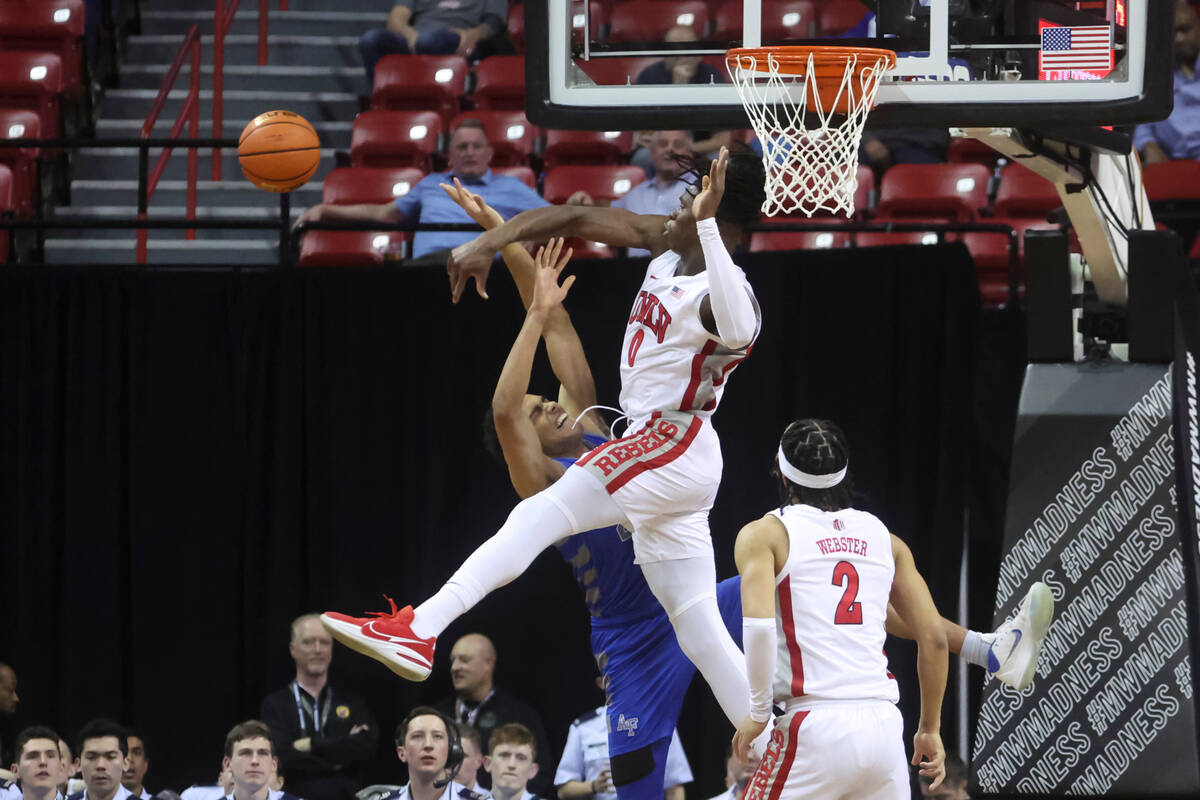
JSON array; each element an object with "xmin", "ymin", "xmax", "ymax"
[{"xmin": 595, "ymin": 576, "xmax": 742, "ymax": 757}]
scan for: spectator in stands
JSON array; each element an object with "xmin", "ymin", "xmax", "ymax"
[
  {"xmin": 382, "ymin": 708, "xmax": 486, "ymax": 800},
  {"xmin": 703, "ymin": 747, "xmax": 757, "ymax": 800},
  {"xmin": 1135, "ymin": 0, "xmax": 1200, "ymax": 164},
  {"xmin": 260, "ymin": 614, "xmax": 377, "ymax": 800},
  {"xmin": 358, "ymin": 0, "xmax": 514, "ymax": 90},
  {"xmin": 0, "ymin": 663, "xmax": 18, "ymax": 769},
  {"xmin": 482, "ymin": 725, "xmax": 541, "ymax": 800},
  {"xmin": 222, "ymin": 722, "xmax": 302, "ymax": 800},
  {"xmin": 58, "ymin": 737, "xmax": 83, "ymax": 798},
  {"xmin": 618, "ymin": 131, "xmax": 695, "ymax": 256},
  {"xmin": 859, "ymin": 129, "xmax": 950, "ymax": 174},
  {"xmin": 435, "ymin": 635, "xmax": 551, "ymax": 796},
  {"xmin": 121, "ymin": 732, "xmax": 152, "ymax": 800},
  {"xmin": 919, "ymin": 753, "xmax": 969, "ymax": 800},
  {"xmin": 10, "ymin": 726, "xmax": 66, "ymax": 800},
  {"xmin": 455, "ymin": 725, "xmax": 490, "ymax": 797},
  {"xmin": 634, "ymin": 27, "xmax": 732, "ymax": 159},
  {"xmin": 71, "ymin": 719, "xmax": 132, "ymax": 800},
  {"xmin": 178, "ymin": 766, "xmax": 232, "ymax": 800},
  {"xmin": 295, "ymin": 120, "xmax": 551, "ymax": 267}
]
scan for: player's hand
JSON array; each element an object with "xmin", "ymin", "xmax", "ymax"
[
  {"xmin": 448, "ymin": 238, "xmax": 495, "ymax": 303},
  {"xmin": 692, "ymin": 146, "xmax": 729, "ymax": 222},
  {"xmin": 911, "ymin": 730, "xmax": 945, "ymax": 790},
  {"xmin": 731, "ymin": 715, "xmax": 768, "ymax": 763},
  {"xmin": 440, "ymin": 178, "xmax": 504, "ymax": 230},
  {"xmin": 530, "ymin": 237, "xmax": 575, "ymax": 314}
]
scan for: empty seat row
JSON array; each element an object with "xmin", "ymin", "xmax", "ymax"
[{"xmin": 371, "ymin": 54, "xmax": 526, "ymax": 123}]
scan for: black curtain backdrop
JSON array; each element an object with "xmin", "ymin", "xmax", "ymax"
[{"xmin": 0, "ymin": 244, "xmax": 1019, "ymax": 797}]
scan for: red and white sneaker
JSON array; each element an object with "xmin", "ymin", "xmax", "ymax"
[{"xmin": 321, "ymin": 597, "xmax": 436, "ymax": 681}]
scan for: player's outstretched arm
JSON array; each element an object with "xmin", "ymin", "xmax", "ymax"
[
  {"xmin": 885, "ymin": 604, "xmax": 968, "ymax": 656},
  {"xmin": 732, "ymin": 516, "xmax": 787, "ymax": 760},
  {"xmin": 492, "ymin": 239, "xmax": 577, "ymax": 497},
  {"xmin": 447, "ymin": 205, "xmax": 667, "ymax": 303},
  {"xmin": 693, "ymin": 147, "xmax": 757, "ymax": 349},
  {"xmin": 889, "ymin": 534, "xmax": 948, "ymax": 790},
  {"xmin": 441, "ymin": 180, "xmax": 605, "ymax": 437}
]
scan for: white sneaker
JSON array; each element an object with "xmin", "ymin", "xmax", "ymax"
[{"xmin": 984, "ymin": 581, "xmax": 1054, "ymax": 691}]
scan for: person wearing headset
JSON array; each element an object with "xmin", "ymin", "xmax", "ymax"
[{"xmin": 384, "ymin": 708, "xmax": 488, "ymax": 800}]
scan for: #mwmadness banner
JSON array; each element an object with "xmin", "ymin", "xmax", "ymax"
[{"xmin": 970, "ymin": 357, "xmax": 1200, "ymax": 797}]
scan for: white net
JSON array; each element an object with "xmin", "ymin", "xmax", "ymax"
[{"xmin": 727, "ymin": 48, "xmax": 895, "ymax": 218}]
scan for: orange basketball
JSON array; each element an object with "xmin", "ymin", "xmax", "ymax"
[{"xmin": 238, "ymin": 110, "xmax": 321, "ymax": 193}]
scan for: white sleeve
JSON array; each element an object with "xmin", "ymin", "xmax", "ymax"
[
  {"xmin": 696, "ymin": 217, "xmax": 757, "ymax": 349},
  {"xmin": 553, "ymin": 723, "xmax": 586, "ymax": 784},
  {"xmin": 663, "ymin": 729, "xmax": 694, "ymax": 788},
  {"xmin": 743, "ymin": 616, "xmax": 777, "ymax": 723}
]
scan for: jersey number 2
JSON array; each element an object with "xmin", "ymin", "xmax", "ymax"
[
  {"xmin": 832, "ymin": 561, "xmax": 863, "ymax": 625},
  {"xmin": 627, "ymin": 329, "xmax": 646, "ymax": 367}
]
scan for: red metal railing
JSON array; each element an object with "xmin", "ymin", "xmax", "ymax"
[
  {"xmin": 137, "ymin": 24, "xmax": 201, "ymax": 263},
  {"xmin": 213, "ymin": 0, "xmax": 277, "ymax": 179}
]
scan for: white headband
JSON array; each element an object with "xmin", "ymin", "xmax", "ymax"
[{"xmin": 777, "ymin": 444, "xmax": 847, "ymax": 489}]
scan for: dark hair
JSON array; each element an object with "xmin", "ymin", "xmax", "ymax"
[
  {"xmin": 126, "ymin": 728, "xmax": 147, "ymax": 758},
  {"xmin": 481, "ymin": 406, "xmax": 504, "ymax": 465},
  {"xmin": 775, "ymin": 418, "xmax": 854, "ymax": 511},
  {"xmin": 452, "ymin": 118, "xmax": 487, "ymax": 136},
  {"xmin": 943, "ymin": 752, "xmax": 968, "ymax": 786},
  {"xmin": 223, "ymin": 720, "xmax": 274, "ymax": 758},
  {"xmin": 77, "ymin": 719, "xmax": 129, "ymax": 758},
  {"xmin": 395, "ymin": 706, "xmax": 451, "ymax": 747},
  {"xmin": 16, "ymin": 726, "xmax": 62, "ymax": 759},
  {"xmin": 455, "ymin": 722, "xmax": 483, "ymax": 751},
  {"xmin": 678, "ymin": 147, "xmax": 766, "ymax": 228},
  {"xmin": 488, "ymin": 722, "xmax": 536, "ymax": 760}
]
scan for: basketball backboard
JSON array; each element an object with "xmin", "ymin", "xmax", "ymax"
[{"xmin": 524, "ymin": 0, "xmax": 1174, "ymax": 131}]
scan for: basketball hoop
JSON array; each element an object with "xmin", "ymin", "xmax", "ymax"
[{"xmin": 726, "ymin": 46, "xmax": 897, "ymax": 218}]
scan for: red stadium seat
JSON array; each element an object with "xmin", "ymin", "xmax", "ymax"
[
  {"xmin": 491, "ymin": 165, "xmax": 538, "ymax": 190},
  {"xmin": 472, "ymin": 56, "xmax": 526, "ymax": 111},
  {"xmin": 0, "ymin": 108, "xmax": 41, "ymax": 217},
  {"xmin": 543, "ymin": 165, "xmax": 646, "ymax": 205},
  {"xmin": 875, "ymin": 163, "xmax": 991, "ymax": 222},
  {"xmin": 947, "ymin": 136, "xmax": 1001, "ymax": 167},
  {"xmin": 608, "ymin": 1, "xmax": 710, "ymax": 43},
  {"xmin": 370, "ymin": 54, "xmax": 467, "ymax": 124},
  {"xmin": 993, "ymin": 163, "xmax": 1060, "ymax": 217},
  {"xmin": 450, "ymin": 110, "xmax": 538, "ymax": 167},
  {"xmin": 299, "ymin": 230, "xmax": 407, "ymax": 266},
  {"xmin": 0, "ymin": 0, "xmax": 85, "ymax": 97},
  {"xmin": 0, "ymin": 51, "xmax": 64, "ymax": 139},
  {"xmin": 714, "ymin": 0, "xmax": 819, "ymax": 40},
  {"xmin": 575, "ymin": 56, "xmax": 661, "ymax": 86},
  {"xmin": 770, "ymin": 164, "xmax": 875, "ymax": 219},
  {"xmin": 855, "ymin": 227, "xmax": 948, "ymax": 247},
  {"xmin": 508, "ymin": 2, "xmax": 525, "ymax": 51},
  {"xmin": 322, "ymin": 167, "xmax": 426, "ymax": 205},
  {"xmin": 819, "ymin": 0, "xmax": 871, "ymax": 35},
  {"xmin": 962, "ymin": 218, "xmax": 1059, "ymax": 307},
  {"xmin": 749, "ymin": 229, "xmax": 852, "ymax": 251},
  {"xmin": 350, "ymin": 110, "xmax": 442, "ymax": 170},
  {"xmin": 542, "ymin": 130, "xmax": 633, "ymax": 169},
  {"xmin": 0, "ymin": 163, "xmax": 11, "ymax": 261},
  {"xmin": 1142, "ymin": 160, "xmax": 1200, "ymax": 202}
]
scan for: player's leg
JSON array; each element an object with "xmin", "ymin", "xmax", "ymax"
[
  {"xmin": 611, "ymin": 737, "xmax": 672, "ymax": 800},
  {"xmin": 322, "ymin": 466, "xmax": 628, "ymax": 680},
  {"xmin": 843, "ymin": 703, "xmax": 909, "ymax": 800}
]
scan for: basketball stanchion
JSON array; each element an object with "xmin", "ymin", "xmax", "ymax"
[{"xmin": 726, "ymin": 46, "xmax": 896, "ymax": 218}]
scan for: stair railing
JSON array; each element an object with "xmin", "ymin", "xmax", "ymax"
[
  {"xmin": 137, "ymin": 24, "xmax": 201, "ymax": 263},
  {"xmin": 213, "ymin": 0, "xmax": 277, "ymax": 180}
]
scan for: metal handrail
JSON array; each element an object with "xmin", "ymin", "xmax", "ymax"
[
  {"xmin": 138, "ymin": 24, "xmax": 202, "ymax": 263},
  {"xmin": 213, "ymin": 0, "xmax": 241, "ymax": 180}
]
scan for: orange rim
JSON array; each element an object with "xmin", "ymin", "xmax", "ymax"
[{"xmin": 726, "ymin": 46, "xmax": 898, "ymax": 114}]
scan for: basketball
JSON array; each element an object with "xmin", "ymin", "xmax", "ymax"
[{"xmin": 237, "ymin": 110, "xmax": 321, "ymax": 193}]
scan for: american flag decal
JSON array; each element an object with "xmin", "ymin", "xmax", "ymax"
[
  {"xmin": 1039, "ymin": 25, "xmax": 1113, "ymax": 72},
  {"xmin": 670, "ymin": 285, "xmax": 684, "ymax": 299}
]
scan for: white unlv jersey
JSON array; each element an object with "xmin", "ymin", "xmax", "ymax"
[
  {"xmin": 618, "ymin": 250, "xmax": 760, "ymax": 422},
  {"xmin": 769, "ymin": 504, "xmax": 899, "ymax": 704}
]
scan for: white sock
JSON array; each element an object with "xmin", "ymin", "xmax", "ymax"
[{"xmin": 961, "ymin": 630, "xmax": 992, "ymax": 669}]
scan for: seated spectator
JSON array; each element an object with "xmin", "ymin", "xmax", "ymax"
[
  {"xmin": 616, "ymin": 131, "xmax": 695, "ymax": 256},
  {"xmin": 0, "ymin": 663, "xmax": 18, "ymax": 771},
  {"xmin": 555, "ymin": 701, "xmax": 692, "ymax": 800},
  {"xmin": 69, "ymin": 719, "xmax": 132, "ymax": 800},
  {"xmin": 703, "ymin": 747, "xmax": 757, "ymax": 800},
  {"xmin": 482, "ymin": 725, "xmax": 541, "ymax": 800},
  {"xmin": 634, "ymin": 27, "xmax": 732, "ymax": 159},
  {"xmin": 454, "ymin": 726, "xmax": 491, "ymax": 798},
  {"xmin": 381, "ymin": 707, "xmax": 486, "ymax": 800},
  {"xmin": 859, "ymin": 128, "xmax": 950, "ymax": 174},
  {"xmin": 58, "ymin": 738, "xmax": 83, "ymax": 798},
  {"xmin": 121, "ymin": 732, "xmax": 153, "ymax": 800},
  {"xmin": 434, "ymin": 635, "xmax": 552, "ymax": 796},
  {"xmin": 295, "ymin": 120, "xmax": 551, "ymax": 267},
  {"xmin": 1135, "ymin": 1, "xmax": 1200, "ymax": 164},
  {"xmin": 10, "ymin": 726, "xmax": 66, "ymax": 800},
  {"xmin": 260, "ymin": 614, "xmax": 377, "ymax": 800},
  {"xmin": 918, "ymin": 753, "xmax": 968, "ymax": 800},
  {"xmin": 222, "ymin": 722, "xmax": 301, "ymax": 800},
  {"xmin": 359, "ymin": 0, "xmax": 513, "ymax": 90}
]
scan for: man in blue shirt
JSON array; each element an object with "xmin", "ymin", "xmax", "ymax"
[
  {"xmin": 293, "ymin": 120, "xmax": 548, "ymax": 265},
  {"xmin": 1134, "ymin": 0, "xmax": 1200, "ymax": 164}
]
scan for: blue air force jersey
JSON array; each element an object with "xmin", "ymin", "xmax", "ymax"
[{"xmin": 553, "ymin": 434, "xmax": 662, "ymax": 626}]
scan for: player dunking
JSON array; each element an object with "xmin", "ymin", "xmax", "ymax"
[
  {"xmin": 322, "ymin": 147, "xmax": 769, "ymax": 738},
  {"xmin": 732, "ymin": 419, "xmax": 948, "ymax": 799}
]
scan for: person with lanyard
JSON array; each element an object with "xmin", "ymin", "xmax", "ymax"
[
  {"xmin": 260, "ymin": 615, "xmax": 377, "ymax": 800},
  {"xmin": 221, "ymin": 723, "xmax": 301, "ymax": 800},
  {"xmin": 432, "ymin": 635, "xmax": 550, "ymax": 797},
  {"xmin": 381, "ymin": 708, "xmax": 487, "ymax": 800}
]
